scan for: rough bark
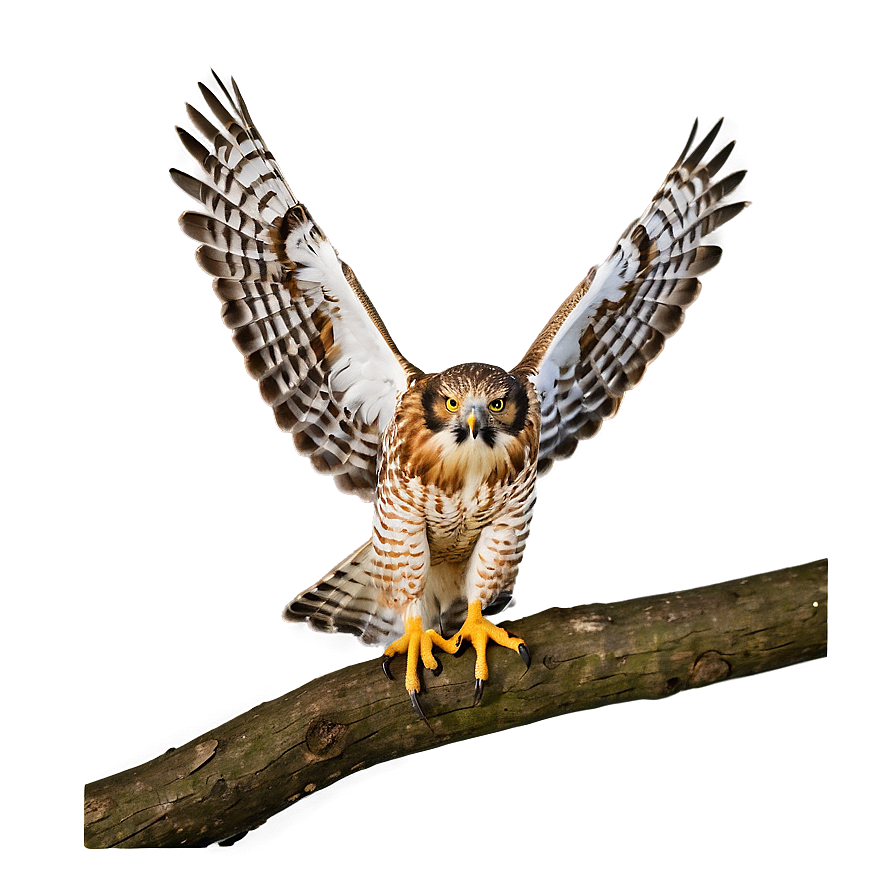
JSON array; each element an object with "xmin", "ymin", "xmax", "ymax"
[{"xmin": 85, "ymin": 559, "xmax": 827, "ymax": 848}]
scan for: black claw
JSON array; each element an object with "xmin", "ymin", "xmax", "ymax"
[
  {"xmin": 473, "ymin": 678, "xmax": 485, "ymax": 707},
  {"xmin": 453, "ymin": 638, "xmax": 468, "ymax": 658},
  {"xmin": 382, "ymin": 654, "xmax": 394, "ymax": 680},
  {"xmin": 409, "ymin": 690, "xmax": 432, "ymax": 729},
  {"xmin": 484, "ymin": 590, "xmax": 514, "ymax": 616},
  {"xmin": 518, "ymin": 643, "xmax": 531, "ymax": 670},
  {"xmin": 431, "ymin": 655, "xmax": 443, "ymax": 677}
]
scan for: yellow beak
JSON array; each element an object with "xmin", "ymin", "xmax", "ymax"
[{"xmin": 467, "ymin": 412, "xmax": 478, "ymax": 438}]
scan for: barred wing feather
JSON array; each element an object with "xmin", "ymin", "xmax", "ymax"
[
  {"xmin": 171, "ymin": 74, "xmax": 419, "ymax": 501},
  {"xmin": 514, "ymin": 119, "xmax": 747, "ymax": 474}
]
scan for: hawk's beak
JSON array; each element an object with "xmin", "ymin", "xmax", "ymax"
[{"xmin": 467, "ymin": 412, "xmax": 479, "ymax": 439}]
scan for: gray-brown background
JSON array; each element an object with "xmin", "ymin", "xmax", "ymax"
[{"xmin": 0, "ymin": 0, "xmax": 894, "ymax": 894}]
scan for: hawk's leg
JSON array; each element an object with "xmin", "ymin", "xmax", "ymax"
[
  {"xmin": 431, "ymin": 601, "xmax": 530, "ymax": 705},
  {"xmin": 381, "ymin": 617, "xmax": 442, "ymax": 723}
]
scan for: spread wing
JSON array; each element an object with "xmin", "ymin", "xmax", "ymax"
[
  {"xmin": 513, "ymin": 119, "xmax": 747, "ymax": 475},
  {"xmin": 171, "ymin": 73, "xmax": 421, "ymax": 501}
]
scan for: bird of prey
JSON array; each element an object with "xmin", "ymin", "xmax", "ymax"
[{"xmin": 172, "ymin": 73, "xmax": 747, "ymax": 721}]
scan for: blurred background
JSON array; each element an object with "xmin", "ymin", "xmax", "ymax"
[{"xmin": 3, "ymin": 1, "xmax": 890, "ymax": 889}]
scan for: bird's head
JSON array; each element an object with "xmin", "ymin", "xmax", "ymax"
[
  {"xmin": 422, "ymin": 363, "xmax": 530, "ymax": 446},
  {"xmin": 392, "ymin": 361, "xmax": 541, "ymax": 490}
]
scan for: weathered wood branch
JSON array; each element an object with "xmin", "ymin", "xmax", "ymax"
[{"xmin": 85, "ymin": 559, "xmax": 827, "ymax": 848}]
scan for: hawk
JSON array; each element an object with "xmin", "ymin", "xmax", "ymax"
[{"xmin": 172, "ymin": 74, "xmax": 747, "ymax": 721}]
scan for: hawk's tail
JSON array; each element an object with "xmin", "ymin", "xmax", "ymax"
[{"xmin": 283, "ymin": 540, "xmax": 401, "ymax": 645}]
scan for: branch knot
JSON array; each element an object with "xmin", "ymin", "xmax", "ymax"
[
  {"xmin": 689, "ymin": 651, "xmax": 732, "ymax": 686},
  {"xmin": 306, "ymin": 718, "xmax": 347, "ymax": 757}
]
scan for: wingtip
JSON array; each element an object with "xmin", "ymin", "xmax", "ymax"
[
  {"xmin": 230, "ymin": 76, "xmax": 251, "ymax": 124},
  {"xmin": 282, "ymin": 600, "xmax": 309, "ymax": 624},
  {"xmin": 675, "ymin": 118, "xmax": 700, "ymax": 167},
  {"xmin": 682, "ymin": 117, "xmax": 726, "ymax": 171},
  {"xmin": 208, "ymin": 68, "xmax": 226, "ymax": 93}
]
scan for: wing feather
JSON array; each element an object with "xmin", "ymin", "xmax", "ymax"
[
  {"xmin": 172, "ymin": 74, "xmax": 421, "ymax": 500},
  {"xmin": 514, "ymin": 120, "xmax": 748, "ymax": 474}
]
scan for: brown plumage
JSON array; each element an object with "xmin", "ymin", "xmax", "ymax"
[
  {"xmin": 172, "ymin": 74, "xmax": 747, "ymax": 716},
  {"xmin": 397, "ymin": 365, "xmax": 539, "ymax": 491}
]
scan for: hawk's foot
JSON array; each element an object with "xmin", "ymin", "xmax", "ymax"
[
  {"xmin": 381, "ymin": 617, "xmax": 443, "ymax": 724},
  {"xmin": 438, "ymin": 601, "xmax": 530, "ymax": 705}
]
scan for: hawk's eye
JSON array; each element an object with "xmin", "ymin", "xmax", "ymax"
[
  {"xmin": 489, "ymin": 398, "xmax": 505, "ymax": 413},
  {"xmin": 445, "ymin": 397, "xmax": 459, "ymax": 412}
]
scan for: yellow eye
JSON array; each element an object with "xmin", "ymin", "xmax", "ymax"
[
  {"xmin": 445, "ymin": 397, "xmax": 459, "ymax": 412},
  {"xmin": 489, "ymin": 398, "xmax": 505, "ymax": 413}
]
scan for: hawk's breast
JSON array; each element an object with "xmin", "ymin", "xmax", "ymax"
[{"xmin": 424, "ymin": 480, "xmax": 513, "ymax": 565}]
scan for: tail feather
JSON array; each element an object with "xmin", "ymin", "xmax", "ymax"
[{"xmin": 284, "ymin": 541, "xmax": 401, "ymax": 645}]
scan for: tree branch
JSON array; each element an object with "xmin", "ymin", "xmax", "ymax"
[{"xmin": 85, "ymin": 559, "xmax": 827, "ymax": 848}]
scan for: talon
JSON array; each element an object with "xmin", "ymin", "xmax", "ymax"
[
  {"xmin": 431, "ymin": 655, "xmax": 443, "ymax": 677},
  {"xmin": 382, "ymin": 654, "xmax": 394, "ymax": 680},
  {"xmin": 473, "ymin": 678, "xmax": 485, "ymax": 706},
  {"xmin": 518, "ymin": 643, "xmax": 531, "ymax": 669},
  {"xmin": 453, "ymin": 638, "xmax": 468, "ymax": 658},
  {"xmin": 409, "ymin": 690, "xmax": 432, "ymax": 729},
  {"xmin": 484, "ymin": 590, "xmax": 514, "ymax": 616}
]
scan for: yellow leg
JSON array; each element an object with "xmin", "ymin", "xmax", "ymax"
[
  {"xmin": 430, "ymin": 602, "xmax": 530, "ymax": 705},
  {"xmin": 382, "ymin": 617, "xmax": 442, "ymax": 723}
]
